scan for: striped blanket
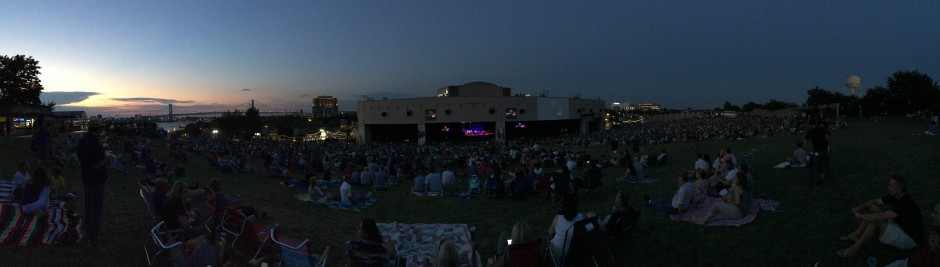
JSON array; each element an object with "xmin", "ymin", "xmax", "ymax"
[
  {"xmin": 0, "ymin": 181, "xmax": 14, "ymax": 204},
  {"xmin": 0, "ymin": 204, "xmax": 83, "ymax": 245}
]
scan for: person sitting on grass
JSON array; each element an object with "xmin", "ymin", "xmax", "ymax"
[
  {"xmin": 49, "ymin": 166, "xmax": 69, "ymax": 200},
  {"xmin": 339, "ymin": 176, "xmax": 371, "ymax": 205},
  {"xmin": 21, "ymin": 167, "xmax": 53, "ymax": 215},
  {"xmin": 644, "ymin": 172, "xmax": 694, "ymax": 220},
  {"xmin": 886, "ymin": 203, "xmax": 940, "ymax": 267},
  {"xmin": 373, "ymin": 166, "xmax": 389, "ymax": 191},
  {"xmin": 837, "ymin": 175, "xmax": 924, "ymax": 258},
  {"xmin": 11, "ymin": 160, "xmax": 31, "ymax": 200},
  {"xmin": 410, "ymin": 170, "xmax": 427, "ymax": 196},
  {"xmin": 693, "ymin": 172, "xmax": 751, "ymax": 225},
  {"xmin": 307, "ymin": 178, "xmax": 334, "ymax": 204},
  {"xmin": 789, "ymin": 142, "xmax": 807, "ymax": 166}
]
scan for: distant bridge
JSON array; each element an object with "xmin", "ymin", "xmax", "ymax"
[{"xmin": 139, "ymin": 99, "xmax": 305, "ymax": 119}]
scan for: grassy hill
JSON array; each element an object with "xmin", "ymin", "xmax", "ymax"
[{"xmin": 1, "ymin": 116, "xmax": 937, "ymax": 266}]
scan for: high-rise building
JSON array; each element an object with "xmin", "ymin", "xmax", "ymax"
[{"xmin": 312, "ymin": 96, "xmax": 339, "ymax": 118}]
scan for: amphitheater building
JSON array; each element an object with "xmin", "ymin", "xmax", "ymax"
[{"xmin": 356, "ymin": 81, "xmax": 605, "ymax": 144}]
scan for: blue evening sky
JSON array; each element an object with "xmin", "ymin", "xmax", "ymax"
[{"xmin": 2, "ymin": 1, "xmax": 938, "ymax": 116}]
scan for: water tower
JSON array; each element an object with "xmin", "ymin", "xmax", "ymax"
[{"xmin": 845, "ymin": 74, "xmax": 861, "ymax": 96}]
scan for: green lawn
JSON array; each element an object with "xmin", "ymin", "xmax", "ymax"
[{"xmin": 1, "ymin": 117, "xmax": 937, "ymax": 266}]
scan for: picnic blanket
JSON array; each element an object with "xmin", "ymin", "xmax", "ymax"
[
  {"xmin": 377, "ymin": 223, "xmax": 474, "ymax": 267},
  {"xmin": 293, "ymin": 193, "xmax": 376, "ymax": 212},
  {"xmin": 0, "ymin": 181, "xmax": 13, "ymax": 204},
  {"xmin": 679, "ymin": 197, "xmax": 764, "ymax": 227},
  {"xmin": 0, "ymin": 204, "xmax": 83, "ymax": 245}
]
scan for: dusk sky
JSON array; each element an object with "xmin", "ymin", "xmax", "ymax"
[{"xmin": 2, "ymin": 1, "xmax": 938, "ymax": 117}]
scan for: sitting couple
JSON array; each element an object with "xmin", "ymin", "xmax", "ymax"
[{"xmin": 320, "ymin": 176, "xmax": 372, "ymax": 205}]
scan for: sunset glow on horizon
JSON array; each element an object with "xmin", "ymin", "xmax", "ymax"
[{"xmin": 2, "ymin": 1, "xmax": 937, "ymax": 117}]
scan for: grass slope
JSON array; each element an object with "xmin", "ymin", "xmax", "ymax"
[{"xmin": 0, "ymin": 117, "xmax": 937, "ymax": 266}]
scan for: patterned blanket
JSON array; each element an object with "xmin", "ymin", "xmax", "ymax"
[
  {"xmin": 0, "ymin": 204, "xmax": 83, "ymax": 245},
  {"xmin": 679, "ymin": 197, "xmax": 764, "ymax": 227},
  {"xmin": 293, "ymin": 193, "xmax": 376, "ymax": 212},
  {"xmin": 377, "ymin": 223, "xmax": 474, "ymax": 267},
  {"xmin": 0, "ymin": 181, "xmax": 14, "ymax": 204}
]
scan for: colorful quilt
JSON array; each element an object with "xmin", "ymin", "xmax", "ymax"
[
  {"xmin": 293, "ymin": 193, "xmax": 376, "ymax": 212},
  {"xmin": 377, "ymin": 223, "xmax": 474, "ymax": 267},
  {"xmin": 0, "ymin": 204, "xmax": 83, "ymax": 245},
  {"xmin": 679, "ymin": 197, "xmax": 764, "ymax": 227}
]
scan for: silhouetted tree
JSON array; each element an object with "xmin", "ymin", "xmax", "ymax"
[
  {"xmin": 244, "ymin": 107, "xmax": 262, "ymax": 138},
  {"xmin": 764, "ymin": 99, "xmax": 798, "ymax": 110},
  {"xmin": 860, "ymin": 86, "xmax": 889, "ymax": 116},
  {"xmin": 884, "ymin": 70, "xmax": 939, "ymax": 115},
  {"xmin": 0, "ymin": 55, "xmax": 45, "ymax": 105},
  {"xmin": 722, "ymin": 101, "xmax": 740, "ymax": 111}
]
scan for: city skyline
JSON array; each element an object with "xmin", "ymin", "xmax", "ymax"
[{"xmin": 2, "ymin": 1, "xmax": 938, "ymax": 117}]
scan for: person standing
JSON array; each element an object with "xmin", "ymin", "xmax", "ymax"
[
  {"xmin": 76, "ymin": 120, "xmax": 108, "ymax": 251},
  {"xmin": 803, "ymin": 119, "xmax": 831, "ymax": 185}
]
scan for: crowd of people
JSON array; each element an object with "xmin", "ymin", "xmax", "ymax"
[{"xmin": 7, "ymin": 112, "xmax": 938, "ymax": 266}]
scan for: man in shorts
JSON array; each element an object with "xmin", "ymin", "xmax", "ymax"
[{"xmin": 837, "ymin": 175, "xmax": 924, "ymax": 257}]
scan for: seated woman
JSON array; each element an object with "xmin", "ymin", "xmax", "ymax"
[
  {"xmin": 307, "ymin": 177, "xmax": 334, "ymax": 204},
  {"xmin": 694, "ymin": 172, "xmax": 751, "ymax": 225},
  {"xmin": 20, "ymin": 167, "xmax": 53, "ymax": 215},
  {"xmin": 548, "ymin": 196, "xmax": 584, "ymax": 260},
  {"xmin": 345, "ymin": 218, "xmax": 396, "ymax": 266},
  {"xmin": 158, "ymin": 178, "xmax": 203, "ymax": 242},
  {"xmin": 208, "ymin": 178, "xmax": 265, "ymax": 221},
  {"xmin": 489, "ymin": 221, "xmax": 539, "ymax": 267}
]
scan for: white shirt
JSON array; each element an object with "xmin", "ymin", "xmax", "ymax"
[
  {"xmin": 694, "ymin": 159, "xmax": 709, "ymax": 172},
  {"xmin": 340, "ymin": 181, "xmax": 353, "ymax": 205},
  {"xmin": 566, "ymin": 159, "xmax": 577, "ymax": 172},
  {"xmin": 424, "ymin": 173, "xmax": 443, "ymax": 192},
  {"xmin": 672, "ymin": 182, "xmax": 694, "ymax": 209},
  {"xmin": 441, "ymin": 170, "xmax": 456, "ymax": 186}
]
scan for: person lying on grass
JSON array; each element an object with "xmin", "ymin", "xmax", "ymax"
[{"xmin": 837, "ymin": 175, "xmax": 925, "ymax": 258}]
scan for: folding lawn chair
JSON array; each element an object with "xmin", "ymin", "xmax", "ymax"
[
  {"xmin": 499, "ymin": 239, "xmax": 543, "ymax": 267},
  {"xmin": 204, "ymin": 187, "xmax": 273, "ymax": 261},
  {"xmin": 222, "ymin": 206, "xmax": 275, "ymax": 261},
  {"xmin": 270, "ymin": 227, "xmax": 329, "ymax": 267},
  {"xmin": 142, "ymin": 189, "xmax": 183, "ymax": 266},
  {"xmin": 549, "ymin": 217, "xmax": 602, "ymax": 267},
  {"xmin": 148, "ymin": 221, "xmax": 185, "ymax": 267}
]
